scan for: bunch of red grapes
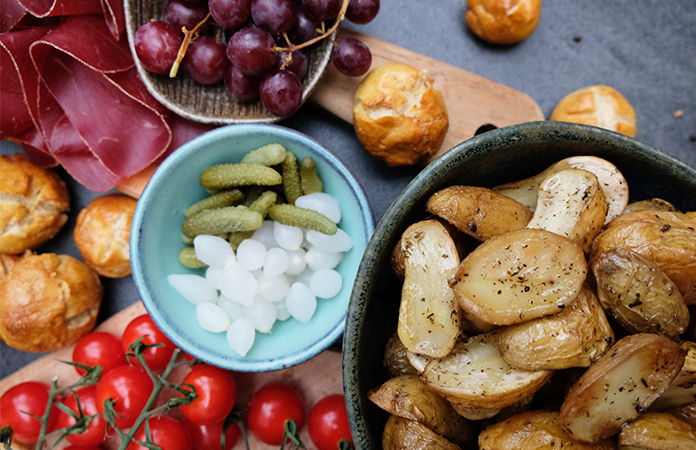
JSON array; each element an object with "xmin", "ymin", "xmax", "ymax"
[{"xmin": 134, "ymin": 0, "xmax": 379, "ymax": 117}]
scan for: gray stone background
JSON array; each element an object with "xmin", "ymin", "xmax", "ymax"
[{"xmin": 2, "ymin": 0, "xmax": 695, "ymax": 377}]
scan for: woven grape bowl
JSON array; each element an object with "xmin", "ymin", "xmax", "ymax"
[{"xmin": 124, "ymin": 0, "xmax": 336, "ymax": 124}]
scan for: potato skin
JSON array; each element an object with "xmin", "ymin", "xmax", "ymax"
[
  {"xmin": 559, "ymin": 333, "xmax": 686, "ymax": 443},
  {"xmin": 623, "ymin": 198, "xmax": 677, "ymax": 213},
  {"xmin": 368, "ymin": 375, "xmax": 476, "ymax": 447},
  {"xmin": 652, "ymin": 341, "xmax": 696, "ymax": 411},
  {"xmin": 383, "ymin": 332, "xmax": 420, "ymax": 377},
  {"xmin": 592, "ymin": 247, "xmax": 689, "ymax": 338},
  {"xmin": 426, "ymin": 186, "xmax": 533, "ymax": 241},
  {"xmin": 618, "ymin": 412, "xmax": 696, "ymax": 449},
  {"xmin": 479, "ymin": 411, "xmax": 617, "ymax": 450},
  {"xmin": 590, "ymin": 211, "xmax": 696, "ymax": 304},
  {"xmin": 493, "ymin": 288, "xmax": 614, "ymax": 370},
  {"xmin": 382, "ymin": 415, "xmax": 462, "ymax": 450}
]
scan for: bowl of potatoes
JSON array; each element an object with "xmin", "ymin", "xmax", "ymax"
[{"xmin": 344, "ymin": 120, "xmax": 696, "ymax": 449}]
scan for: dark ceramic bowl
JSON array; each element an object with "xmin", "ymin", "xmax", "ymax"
[{"xmin": 343, "ymin": 120, "xmax": 696, "ymax": 448}]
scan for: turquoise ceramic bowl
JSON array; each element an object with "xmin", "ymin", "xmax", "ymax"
[
  {"xmin": 344, "ymin": 121, "xmax": 696, "ymax": 448},
  {"xmin": 131, "ymin": 124, "xmax": 374, "ymax": 372}
]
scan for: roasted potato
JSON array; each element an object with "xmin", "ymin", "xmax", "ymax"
[
  {"xmin": 526, "ymin": 169, "xmax": 608, "ymax": 253},
  {"xmin": 652, "ymin": 342, "xmax": 696, "ymax": 411},
  {"xmin": 671, "ymin": 403, "xmax": 696, "ymax": 429},
  {"xmin": 368, "ymin": 375, "xmax": 476, "ymax": 447},
  {"xmin": 448, "ymin": 393, "xmax": 535, "ymax": 422},
  {"xmin": 406, "ymin": 351, "xmax": 432, "ymax": 374},
  {"xmin": 479, "ymin": 411, "xmax": 617, "ymax": 450},
  {"xmin": 492, "ymin": 155, "xmax": 629, "ymax": 225},
  {"xmin": 592, "ymin": 247, "xmax": 689, "ymax": 338},
  {"xmin": 492, "ymin": 288, "xmax": 614, "ymax": 370},
  {"xmin": 382, "ymin": 415, "xmax": 462, "ymax": 450},
  {"xmin": 425, "ymin": 186, "xmax": 533, "ymax": 241},
  {"xmin": 624, "ymin": 198, "xmax": 677, "ymax": 214},
  {"xmin": 422, "ymin": 333, "xmax": 553, "ymax": 412},
  {"xmin": 383, "ymin": 332, "xmax": 420, "ymax": 377},
  {"xmin": 618, "ymin": 412, "xmax": 696, "ymax": 449},
  {"xmin": 398, "ymin": 219, "xmax": 461, "ymax": 358},
  {"xmin": 559, "ymin": 333, "xmax": 686, "ymax": 443},
  {"xmin": 590, "ymin": 210, "xmax": 696, "ymax": 304},
  {"xmin": 451, "ymin": 228, "xmax": 588, "ymax": 325}
]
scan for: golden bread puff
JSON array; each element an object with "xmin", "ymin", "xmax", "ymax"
[
  {"xmin": 0, "ymin": 253, "xmax": 102, "ymax": 352},
  {"xmin": 465, "ymin": 0, "xmax": 542, "ymax": 45},
  {"xmin": 74, "ymin": 193, "xmax": 137, "ymax": 278},
  {"xmin": 0, "ymin": 154, "xmax": 70, "ymax": 254},
  {"xmin": 551, "ymin": 85, "xmax": 637, "ymax": 137},
  {"xmin": 353, "ymin": 62, "xmax": 449, "ymax": 166}
]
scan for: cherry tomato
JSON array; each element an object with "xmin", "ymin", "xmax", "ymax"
[
  {"xmin": 95, "ymin": 364, "xmax": 154, "ymax": 429},
  {"xmin": 247, "ymin": 382, "xmax": 306, "ymax": 446},
  {"xmin": 72, "ymin": 331, "xmax": 127, "ymax": 376},
  {"xmin": 180, "ymin": 364, "xmax": 236, "ymax": 425},
  {"xmin": 63, "ymin": 446, "xmax": 103, "ymax": 450},
  {"xmin": 122, "ymin": 314, "xmax": 178, "ymax": 371},
  {"xmin": 183, "ymin": 419, "xmax": 241, "ymax": 450},
  {"xmin": 0, "ymin": 381, "xmax": 58, "ymax": 444},
  {"xmin": 56, "ymin": 385, "xmax": 107, "ymax": 447},
  {"xmin": 126, "ymin": 416, "xmax": 192, "ymax": 450},
  {"xmin": 308, "ymin": 394, "xmax": 354, "ymax": 450}
]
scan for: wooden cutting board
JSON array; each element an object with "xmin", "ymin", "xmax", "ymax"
[{"xmin": 115, "ymin": 27, "xmax": 543, "ymax": 198}]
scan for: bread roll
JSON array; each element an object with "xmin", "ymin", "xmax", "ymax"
[
  {"xmin": 74, "ymin": 193, "xmax": 137, "ymax": 278},
  {"xmin": 0, "ymin": 154, "xmax": 70, "ymax": 254},
  {"xmin": 0, "ymin": 253, "xmax": 102, "ymax": 352},
  {"xmin": 465, "ymin": 0, "xmax": 542, "ymax": 45},
  {"xmin": 353, "ymin": 62, "xmax": 449, "ymax": 166},
  {"xmin": 551, "ymin": 85, "xmax": 637, "ymax": 137}
]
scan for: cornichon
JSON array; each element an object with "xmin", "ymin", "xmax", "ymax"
[
  {"xmin": 182, "ymin": 206, "xmax": 263, "ymax": 238},
  {"xmin": 199, "ymin": 164, "xmax": 282, "ymax": 190},
  {"xmin": 228, "ymin": 191, "xmax": 278, "ymax": 249},
  {"xmin": 179, "ymin": 247, "xmax": 207, "ymax": 269},
  {"xmin": 184, "ymin": 189, "xmax": 245, "ymax": 218},
  {"xmin": 239, "ymin": 144, "xmax": 287, "ymax": 166},
  {"xmin": 300, "ymin": 157, "xmax": 323, "ymax": 195},
  {"xmin": 268, "ymin": 204, "xmax": 337, "ymax": 235},
  {"xmin": 281, "ymin": 151, "xmax": 302, "ymax": 205}
]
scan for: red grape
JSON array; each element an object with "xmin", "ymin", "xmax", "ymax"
[
  {"xmin": 165, "ymin": 0, "xmax": 210, "ymax": 34},
  {"xmin": 134, "ymin": 21, "xmax": 183, "ymax": 75},
  {"xmin": 332, "ymin": 37, "xmax": 371, "ymax": 77},
  {"xmin": 346, "ymin": 0, "xmax": 380, "ymax": 24},
  {"xmin": 288, "ymin": 6, "xmax": 319, "ymax": 44},
  {"xmin": 209, "ymin": 0, "xmax": 251, "ymax": 30},
  {"xmin": 259, "ymin": 70, "xmax": 303, "ymax": 116},
  {"xmin": 303, "ymin": 0, "xmax": 342, "ymax": 21},
  {"xmin": 184, "ymin": 36, "xmax": 230, "ymax": 84},
  {"xmin": 224, "ymin": 65, "xmax": 262, "ymax": 101},
  {"xmin": 226, "ymin": 27, "xmax": 278, "ymax": 76},
  {"xmin": 251, "ymin": 0, "xmax": 295, "ymax": 36},
  {"xmin": 277, "ymin": 49, "xmax": 308, "ymax": 81}
]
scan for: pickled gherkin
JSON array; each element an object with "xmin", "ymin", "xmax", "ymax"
[
  {"xmin": 239, "ymin": 144, "xmax": 287, "ymax": 166},
  {"xmin": 182, "ymin": 206, "xmax": 263, "ymax": 238},
  {"xmin": 184, "ymin": 189, "xmax": 245, "ymax": 218},
  {"xmin": 281, "ymin": 151, "xmax": 302, "ymax": 205},
  {"xmin": 300, "ymin": 157, "xmax": 323, "ymax": 195},
  {"xmin": 199, "ymin": 164, "xmax": 282, "ymax": 190},
  {"xmin": 268, "ymin": 204, "xmax": 337, "ymax": 235},
  {"xmin": 179, "ymin": 247, "xmax": 207, "ymax": 268}
]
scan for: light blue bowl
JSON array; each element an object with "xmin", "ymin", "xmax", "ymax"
[{"xmin": 131, "ymin": 124, "xmax": 374, "ymax": 372}]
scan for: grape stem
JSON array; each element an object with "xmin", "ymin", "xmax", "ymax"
[
  {"xmin": 170, "ymin": 13, "xmax": 212, "ymax": 78},
  {"xmin": 274, "ymin": 0, "xmax": 350, "ymax": 58}
]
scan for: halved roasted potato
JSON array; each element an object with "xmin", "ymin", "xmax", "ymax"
[
  {"xmin": 526, "ymin": 169, "xmax": 608, "ymax": 252},
  {"xmin": 559, "ymin": 333, "xmax": 686, "ymax": 443},
  {"xmin": 425, "ymin": 186, "xmax": 533, "ymax": 241},
  {"xmin": 618, "ymin": 412, "xmax": 696, "ymax": 449},
  {"xmin": 479, "ymin": 411, "xmax": 617, "ymax": 450},
  {"xmin": 671, "ymin": 403, "xmax": 696, "ymax": 429},
  {"xmin": 383, "ymin": 332, "xmax": 420, "ymax": 377},
  {"xmin": 451, "ymin": 228, "xmax": 587, "ymax": 325},
  {"xmin": 590, "ymin": 211, "xmax": 696, "ymax": 304},
  {"xmin": 405, "ymin": 351, "xmax": 432, "ymax": 374},
  {"xmin": 624, "ymin": 198, "xmax": 677, "ymax": 214},
  {"xmin": 592, "ymin": 247, "xmax": 689, "ymax": 338},
  {"xmin": 652, "ymin": 342, "xmax": 696, "ymax": 411},
  {"xmin": 382, "ymin": 414, "xmax": 462, "ymax": 450},
  {"xmin": 397, "ymin": 219, "xmax": 461, "ymax": 357},
  {"xmin": 492, "ymin": 288, "xmax": 614, "ymax": 370},
  {"xmin": 492, "ymin": 155, "xmax": 629, "ymax": 225},
  {"xmin": 368, "ymin": 375, "xmax": 476, "ymax": 447},
  {"xmin": 422, "ymin": 333, "xmax": 553, "ymax": 411}
]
